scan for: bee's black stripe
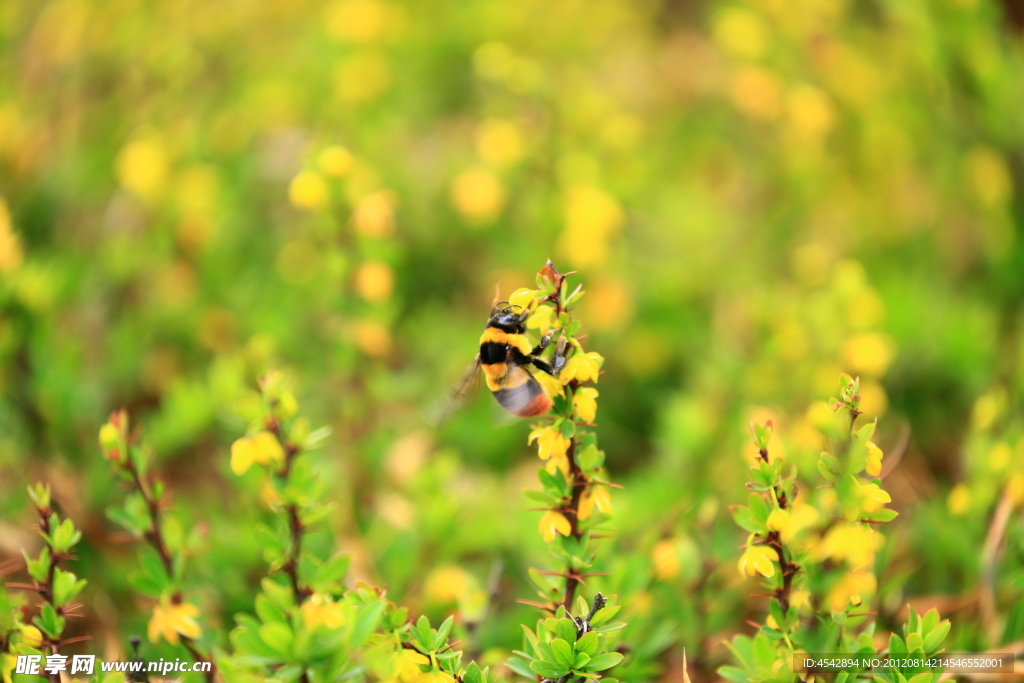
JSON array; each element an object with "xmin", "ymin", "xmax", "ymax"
[
  {"xmin": 507, "ymin": 347, "xmax": 533, "ymax": 366},
  {"xmin": 480, "ymin": 340, "xmax": 507, "ymax": 365}
]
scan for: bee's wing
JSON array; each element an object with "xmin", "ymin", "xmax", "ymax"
[{"xmin": 432, "ymin": 354, "xmax": 484, "ymax": 426}]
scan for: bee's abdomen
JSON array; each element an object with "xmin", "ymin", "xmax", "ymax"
[{"xmin": 493, "ymin": 375, "xmax": 552, "ymax": 417}]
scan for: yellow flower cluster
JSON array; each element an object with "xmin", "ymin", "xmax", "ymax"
[
  {"xmin": 230, "ymin": 431, "xmax": 285, "ymax": 475},
  {"xmin": 578, "ymin": 484, "xmax": 611, "ymax": 520},
  {"xmin": 528, "ymin": 424, "xmax": 570, "ymax": 475},
  {"xmin": 539, "ymin": 510, "xmax": 572, "ymax": 543},
  {"xmin": 148, "ymin": 600, "xmax": 202, "ymax": 645},
  {"xmin": 816, "ymin": 522, "xmax": 880, "ymax": 569},
  {"xmin": 301, "ymin": 593, "xmax": 346, "ymax": 630},
  {"xmin": 738, "ymin": 544, "xmax": 776, "ymax": 578}
]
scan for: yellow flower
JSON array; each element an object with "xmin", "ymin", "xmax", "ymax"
[
  {"xmin": 544, "ymin": 450, "xmax": 570, "ymax": 477},
  {"xmin": 840, "ymin": 333, "xmax": 895, "ymax": 378},
  {"xmin": 18, "ymin": 624, "xmax": 43, "ymax": 648},
  {"xmin": 865, "ymin": 441, "xmax": 884, "ymax": 477},
  {"xmin": 766, "ymin": 509, "xmax": 790, "ymax": 533},
  {"xmin": 791, "ymin": 589, "xmax": 811, "ymax": 611},
  {"xmin": 0, "ymin": 198, "xmax": 23, "ymax": 274},
  {"xmin": 1009, "ymin": 473, "xmax": 1024, "ymax": 506},
  {"xmin": 99, "ymin": 421, "xmax": 121, "ymax": 455},
  {"xmin": 539, "ymin": 511, "xmax": 571, "ymax": 543},
  {"xmin": 301, "ymin": 593, "xmax": 346, "ymax": 630},
  {"xmin": 778, "ymin": 503, "xmax": 819, "ymax": 543},
  {"xmin": 476, "ymin": 119, "xmax": 524, "ymax": 168},
  {"xmin": 527, "ymin": 305, "xmax": 554, "ymax": 331},
  {"xmin": 117, "ymin": 138, "xmax": 168, "ymax": 201},
  {"xmin": 826, "ymin": 569, "xmax": 876, "ymax": 612},
  {"xmin": 147, "ymin": 600, "xmax": 201, "ymax": 645},
  {"xmin": 528, "ymin": 424, "xmax": 569, "ymax": 462},
  {"xmin": 2, "ymin": 654, "xmax": 14, "ymax": 683},
  {"xmin": 325, "ymin": 0, "xmax": 390, "ymax": 44},
  {"xmin": 278, "ymin": 392, "xmax": 299, "ymax": 419},
  {"xmin": 230, "ymin": 431, "xmax": 286, "ymax": 475},
  {"xmin": 556, "ymin": 186, "xmax": 624, "ymax": 268},
  {"xmin": 578, "ymin": 484, "xmax": 611, "ymax": 521},
  {"xmin": 947, "ymin": 483, "xmax": 970, "ymax": 515},
  {"xmin": 737, "ymin": 544, "xmax": 776, "ymax": 578},
  {"xmin": 652, "ymin": 539, "xmax": 681, "ymax": 581},
  {"xmin": 288, "ymin": 170, "xmax": 330, "ymax": 211},
  {"xmin": 394, "ymin": 648, "xmax": 431, "ymax": 682},
  {"xmin": 507, "ymin": 288, "xmax": 536, "ymax": 310},
  {"xmin": 572, "ymin": 387, "xmax": 599, "ymax": 423},
  {"xmin": 423, "ymin": 565, "xmax": 472, "ymax": 604},
  {"xmin": 857, "ymin": 481, "xmax": 891, "ymax": 513},
  {"xmin": 560, "ymin": 351, "xmax": 604, "ymax": 385},
  {"xmin": 353, "ymin": 319, "xmax": 393, "ymax": 358},
  {"xmin": 712, "ymin": 7, "xmax": 767, "ymax": 59},
  {"xmin": 355, "ymin": 261, "xmax": 394, "ymax": 303},
  {"xmin": 450, "ymin": 167, "xmax": 505, "ymax": 223},
  {"xmin": 352, "ymin": 190, "xmax": 396, "ymax": 237},
  {"xmin": 318, "ymin": 146, "xmax": 354, "ymax": 177},
  {"xmin": 816, "ymin": 522, "xmax": 878, "ymax": 568}
]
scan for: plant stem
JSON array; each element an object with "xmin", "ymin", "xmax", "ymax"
[
  {"xmin": 562, "ymin": 436, "xmax": 584, "ymax": 612},
  {"xmin": 124, "ymin": 460, "xmax": 215, "ymax": 682}
]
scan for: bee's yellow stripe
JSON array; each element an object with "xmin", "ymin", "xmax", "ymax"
[{"xmin": 479, "ymin": 327, "xmax": 532, "ymax": 355}]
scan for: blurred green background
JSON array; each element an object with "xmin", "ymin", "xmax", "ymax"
[{"xmin": 1, "ymin": 0, "xmax": 1023, "ymax": 678}]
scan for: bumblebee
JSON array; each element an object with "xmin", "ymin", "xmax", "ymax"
[
  {"xmin": 478, "ymin": 303, "xmax": 567, "ymax": 417},
  {"xmin": 448, "ymin": 302, "xmax": 566, "ymax": 419}
]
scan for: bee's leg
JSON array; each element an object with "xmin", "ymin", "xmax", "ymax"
[
  {"xmin": 530, "ymin": 330, "xmax": 554, "ymax": 355},
  {"xmin": 531, "ymin": 357, "xmax": 557, "ymax": 376},
  {"xmin": 531, "ymin": 334, "xmax": 567, "ymax": 377},
  {"xmin": 551, "ymin": 335, "xmax": 568, "ymax": 374}
]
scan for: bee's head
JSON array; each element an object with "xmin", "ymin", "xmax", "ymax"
[{"xmin": 488, "ymin": 303, "xmax": 529, "ymax": 332}]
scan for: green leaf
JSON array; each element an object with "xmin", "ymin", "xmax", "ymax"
[
  {"xmin": 862, "ymin": 509, "xmax": 899, "ymax": 523},
  {"xmin": 592, "ymin": 622, "xmax": 627, "ymax": 633},
  {"xmin": 577, "ymin": 444, "xmax": 602, "ymax": 470},
  {"xmin": 556, "ymin": 618, "xmax": 577, "ymax": 644},
  {"xmin": 51, "ymin": 568, "xmax": 86, "ymax": 605},
  {"xmin": 573, "ymin": 652, "xmax": 592, "ymax": 669},
  {"xmin": 524, "ymin": 489, "xmax": 559, "ymax": 506},
  {"xmin": 415, "ymin": 615, "xmax": 434, "ymax": 649},
  {"xmin": 434, "ymin": 615, "xmax": 454, "ymax": 650},
  {"xmin": 462, "ymin": 662, "xmax": 484, "ymax": 683},
  {"xmin": 506, "ymin": 657, "xmax": 535, "ymax": 679},
  {"xmin": 261, "ymin": 577, "xmax": 296, "ymax": 610},
  {"xmin": 589, "ymin": 605, "xmax": 620, "ymax": 627},
  {"xmin": 255, "ymin": 594, "xmax": 288, "ymax": 625},
  {"xmin": 731, "ymin": 506, "xmax": 763, "ymax": 534},
  {"xmin": 583, "ymin": 652, "xmax": 624, "ymax": 672},
  {"xmin": 259, "ymin": 622, "xmax": 293, "ymax": 658},
  {"xmin": 138, "ymin": 547, "xmax": 171, "ymax": 588},
  {"xmin": 50, "ymin": 518, "xmax": 82, "ymax": 553},
  {"xmin": 747, "ymin": 492, "xmax": 769, "ymax": 524},
  {"xmin": 923, "ymin": 621, "xmax": 950, "ymax": 653},
  {"xmin": 24, "ymin": 547, "xmax": 50, "ymax": 583},
  {"xmin": 531, "ymin": 659, "xmax": 569, "ymax": 679},
  {"xmin": 718, "ymin": 666, "xmax": 749, "ymax": 683},
  {"xmin": 550, "ymin": 639, "xmax": 574, "ymax": 668},
  {"xmin": 351, "ymin": 599, "xmax": 385, "ymax": 649},
  {"xmin": 34, "ymin": 602, "xmax": 65, "ymax": 639},
  {"xmin": 576, "ymin": 630, "xmax": 599, "ymax": 656},
  {"xmin": 311, "ymin": 554, "xmax": 351, "ymax": 589}
]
